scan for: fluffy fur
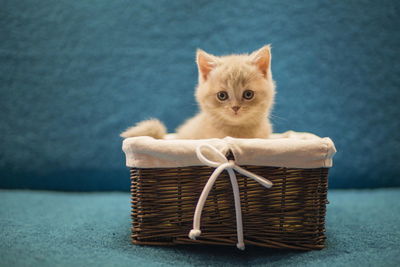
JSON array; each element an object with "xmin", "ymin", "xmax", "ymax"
[
  {"xmin": 120, "ymin": 45, "xmax": 275, "ymax": 139},
  {"xmin": 120, "ymin": 119, "xmax": 166, "ymax": 139}
]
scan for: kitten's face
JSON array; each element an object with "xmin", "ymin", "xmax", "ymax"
[{"xmin": 195, "ymin": 46, "xmax": 275, "ymax": 125}]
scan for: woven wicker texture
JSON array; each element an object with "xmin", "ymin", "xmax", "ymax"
[{"xmin": 130, "ymin": 166, "xmax": 328, "ymax": 250}]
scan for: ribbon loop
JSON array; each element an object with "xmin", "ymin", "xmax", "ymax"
[
  {"xmin": 189, "ymin": 143, "xmax": 273, "ymax": 250},
  {"xmin": 195, "ymin": 144, "xmax": 229, "ymax": 167}
]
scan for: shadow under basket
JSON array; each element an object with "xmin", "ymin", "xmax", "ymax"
[{"xmin": 130, "ymin": 165, "xmax": 329, "ymax": 250}]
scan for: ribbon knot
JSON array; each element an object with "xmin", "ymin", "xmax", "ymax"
[{"xmin": 189, "ymin": 144, "xmax": 273, "ymax": 250}]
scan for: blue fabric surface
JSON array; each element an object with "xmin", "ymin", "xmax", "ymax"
[
  {"xmin": 1, "ymin": 189, "xmax": 399, "ymax": 266},
  {"xmin": 1, "ymin": 0, "xmax": 400, "ymax": 190}
]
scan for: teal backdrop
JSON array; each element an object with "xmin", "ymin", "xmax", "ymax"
[{"xmin": 1, "ymin": 0, "xmax": 399, "ymax": 190}]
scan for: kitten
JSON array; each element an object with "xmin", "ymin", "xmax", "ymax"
[{"xmin": 121, "ymin": 45, "xmax": 275, "ymax": 139}]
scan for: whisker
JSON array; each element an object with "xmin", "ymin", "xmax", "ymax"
[{"xmin": 269, "ymin": 113, "xmax": 288, "ymax": 121}]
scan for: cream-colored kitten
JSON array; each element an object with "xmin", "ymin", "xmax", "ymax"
[{"xmin": 121, "ymin": 45, "xmax": 275, "ymax": 139}]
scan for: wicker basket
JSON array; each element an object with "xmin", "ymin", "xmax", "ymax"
[{"xmin": 124, "ymin": 133, "xmax": 335, "ymax": 250}]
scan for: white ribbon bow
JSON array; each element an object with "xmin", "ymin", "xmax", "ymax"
[{"xmin": 188, "ymin": 144, "xmax": 273, "ymax": 250}]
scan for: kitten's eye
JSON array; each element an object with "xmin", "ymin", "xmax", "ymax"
[
  {"xmin": 243, "ymin": 90, "xmax": 254, "ymax": 100},
  {"xmin": 217, "ymin": 91, "xmax": 229, "ymax": 101}
]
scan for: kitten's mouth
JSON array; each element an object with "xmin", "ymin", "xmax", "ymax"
[
  {"xmin": 230, "ymin": 111, "xmax": 244, "ymax": 118},
  {"xmin": 232, "ymin": 109, "xmax": 244, "ymax": 116}
]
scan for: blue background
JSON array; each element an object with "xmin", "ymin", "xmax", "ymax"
[{"xmin": 1, "ymin": 0, "xmax": 399, "ymax": 191}]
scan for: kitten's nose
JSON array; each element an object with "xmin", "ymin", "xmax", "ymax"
[{"xmin": 232, "ymin": 106, "xmax": 241, "ymax": 112}]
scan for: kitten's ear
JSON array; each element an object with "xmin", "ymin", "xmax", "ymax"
[
  {"xmin": 250, "ymin": 45, "xmax": 271, "ymax": 78},
  {"xmin": 196, "ymin": 49, "xmax": 218, "ymax": 81}
]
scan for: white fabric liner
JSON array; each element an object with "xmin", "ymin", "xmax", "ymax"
[{"xmin": 122, "ymin": 131, "xmax": 336, "ymax": 169}]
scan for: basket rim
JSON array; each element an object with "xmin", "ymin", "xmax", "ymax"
[{"xmin": 123, "ymin": 131, "xmax": 336, "ymax": 169}]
